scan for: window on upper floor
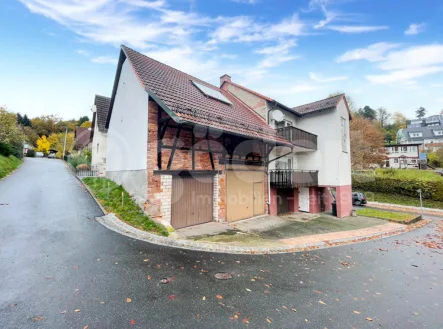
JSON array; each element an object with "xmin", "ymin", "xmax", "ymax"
[
  {"xmin": 394, "ymin": 147, "xmax": 399, "ymax": 153},
  {"xmin": 409, "ymin": 132, "xmax": 423, "ymax": 138},
  {"xmin": 402, "ymin": 146, "xmax": 407, "ymax": 152},
  {"xmin": 341, "ymin": 117, "xmax": 347, "ymax": 152},
  {"xmin": 434, "ymin": 130, "xmax": 443, "ymax": 136}
]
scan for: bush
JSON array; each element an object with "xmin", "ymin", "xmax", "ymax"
[
  {"xmin": 68, "ymin": 155, "xmax": 89, "ymax": 168},
  {"xmin": 26, "ymin": 149, "xmax": 36, "ymax": 157},
  {"xmin": 76, "ymin": 163, "xmax": 90, "ymax": 170},
  {"xmin": 353, "ymin": 174, "xmax": 443, "ymax": 201},
  {"xmin": 0, "ymin": 142, "xmax": 15, "ymax": 156},
  {"xmin": 0, "ymin": 155, "xmax": 21, "ymax": 179}
]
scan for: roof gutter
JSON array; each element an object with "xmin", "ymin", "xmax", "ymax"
[{"xmin": 144, "ymin": 87, "xmax": 183, "ymax": 124}]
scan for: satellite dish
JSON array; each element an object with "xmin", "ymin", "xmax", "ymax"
[{"xmin": 271, "ymin": 109, "xmax": 284, "ymax": 122}]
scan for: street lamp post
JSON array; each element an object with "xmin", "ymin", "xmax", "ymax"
[
  {"xmin": 417, "ymin": 189, "xmax": 423, "ymax": 217},
  {"xmin": 62, "ymin": 127, "xmax": 68, "ymax": 160}
]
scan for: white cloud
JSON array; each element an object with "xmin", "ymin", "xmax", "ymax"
[
  {"xmin": 76, "ymin": 49, "xmax": 90, "ymax": 56},
  {"xmin": 255, "ymin": 39, "xmax": 298, "ymax": 68},
  {"xmin": 220, "ymin": 54, "xmax": 238, "ymax": 59},
  {"xmin": 91, "ymin": 56, "xmax": 118, "ymax": 64},
  {"xmin": 366, "ymin": 67, "xmax": 443, "ymax": 84},
  {"xmin": 209, "ymin": 14, "xmax": 305, "ymax": 44},
  {"xmin": 336, "ymin": 42, "xmax": 400, "ymax": 63},
  {"xmin": 377, "ymin": 44, "xmax": 443, "ymax": 71},
  {"xmin": 404, "ymin": 23, "xmax": 425, "ymax": 36},
  {"xmin": 309, "ymin": 72, "xmax": 348, "ymax": 83},
  {"xmin": 327, "ymin": 25, "xmax": 389, "ymax": 33}
]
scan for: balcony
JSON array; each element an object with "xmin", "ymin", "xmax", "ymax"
[
  {"xmin": 270, "ymin": 170, "xmax": 318, "ymax": 188},
  {"xmin": 276, "ymin": 126, "xmax": 317, "ymax": 151}
]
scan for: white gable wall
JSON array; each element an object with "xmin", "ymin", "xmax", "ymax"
[
  {"xmin": 295, "ymin": 98, "xmax": 351, "ymax": 186},
  {"xmin": 91, "ymin": 117, "xmax": 107, "ymax": 176},
  {"xmin": 106, "ymin": 59, "xmax": 149, "ymax": 200}
]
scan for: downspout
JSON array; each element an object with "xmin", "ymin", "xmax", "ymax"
[{"xmin": 267, "ymin": 101, "xmax": 279, "ymax": 212}]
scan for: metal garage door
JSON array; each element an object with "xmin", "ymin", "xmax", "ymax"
[
  {"xmin": 171, "ymin": 176, "xmax": 213, "ymax": 229},
  {"xmin": 227, "ymin": 170, "xmax": 264, "ymax": 222}
]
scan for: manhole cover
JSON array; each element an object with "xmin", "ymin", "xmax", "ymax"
[{"xmin": 214, "ymin": 272, "xmax": 232, "ymax": 280}]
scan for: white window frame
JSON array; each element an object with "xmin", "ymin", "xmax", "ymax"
[{"xmin": 341, "ymin": 117, "xmax": 348, "ymax": 153}]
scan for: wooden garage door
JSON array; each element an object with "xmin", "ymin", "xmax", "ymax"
[
  {"xmin": 227, "ymin": 170, "xmax": 264, "ymax": 222},
  {"xmin": 171, "ymin": 176, "xmax": 213, "ymax": 229}
]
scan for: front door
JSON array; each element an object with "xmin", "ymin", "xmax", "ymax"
[{"xmin": 299, "ymin": 187, "xmax": 310, "ymax": 212}]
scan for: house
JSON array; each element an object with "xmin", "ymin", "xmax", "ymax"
[
  {"xmin": 220, "ymin": 76, "xmax": 352, "ymax": 217},
  {"xmin": 90, "ymin": 95, "xmax": 111, "ymax": 176},
  {"xmin": 397, "ymin": 115, "xmax": 443, "ymax": 151},
  {"xmin": 74, "ymin": 126, "xmax": 91, "ymax": 151},
  {"xmin": 105, "ymin": 45, "xmax": 352, "ymax": 230},
  {"xmin": 23, "ymin": 143, "xmax": 33, "ymax": 155},
  {"xmin": 383, "ymin": 143, "xmax": 421, "ymax": 169}
]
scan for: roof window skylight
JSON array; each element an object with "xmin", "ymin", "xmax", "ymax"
[{"xmin": 192, "ymin": 81, "xmax": 232, "ymax": 105}]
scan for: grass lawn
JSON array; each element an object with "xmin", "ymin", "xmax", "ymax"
[
  {"xmin": 83, "ymin": 177, "xmax": 169, "ymax": 236},
  {"xmin": 356, "ymin": 208, "xmax": 416, "ymax": 222},
  {"xmin": 0, "ymin": 155, "xmax": 21, "ymax": 179},
  {"xmin": 362, "ymin": 190, "xmax": 443, "ymax": 209},
  {"xmin": 375, "ymin": 168, "xmax": 443, "ymax": 182}
]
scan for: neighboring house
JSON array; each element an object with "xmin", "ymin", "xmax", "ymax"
[
  {"xmin": 105, "ymin": 45, "xmax": 352, "ymax": 230},
  {"xmin": 23, "ymin": 143, "xmax": 33, "ymax": 155},
  {"xmin": 397, "ymin": 115, "xmax": 443, "ymax": 151},
  {"xmin": 90, "ymin": 95, "xmax": 111, "ymax": 176},
  {"xmin": 74, "ymin": 126, "xmax": 91, "ymax": 151},
  {"xmin": 383, "ymin": 143, "xmax": 421, "ymax": 169},
  {"xmin": 220, "ymin": 76, "xmax": 352, "ymax": 217}
]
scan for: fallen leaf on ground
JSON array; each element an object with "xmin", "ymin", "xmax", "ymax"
[
  {"xmin": 31, "ymin": 316, "xmax": 44, "ymax": 322},
  {"xmin": 242, "ymin": 317, "xmax": 249, "ymax": 324},
  {"xmin": 73, "ymin": 266, "xmax": 79, "ymax": 270},
  {"xmin": 366, "ymin": 317, "xmax": 373, "ymax": 321},
  {"xmin": 319, "ymin": 301, "xmax": 326, "ymax": 305},
  {"xmin": 168, "ymin": 295, "xmax": 176, "ymax": 301},
  {"xmin": 266, "ymin": 317, "xmax": 272, "ymax": 323},
  {"xmin": 129, "ymin": 319, "xmax": 136, "ymax": 325},
  {"xmin": 353, "ymin": 311, "xmax": 360, "ymax": 314},
  {"xmin": 143, "ymin": 259, "xmax": 149, "ymax": 262},
  {"xmin": 61, "ymin": 310, "xmax": 66, "ymax": 314},
  {"xmin": 314, "ymin": 290, "xmax": 322, "ymax": 294},
  {"xmin": 126, "ymin": 298, "xmax": 132, "ymax": 303},
  {"xmin": 216, "ymin": 295, "xmax": 223, "ymax": 300},
  {"xmin": 201, "ymin": 269, "xmax": 208, "ymax": 273},
  {"xmin": 292, "ymin": 308, "xmax": 297, "ymax": 312},
  {"xmin": 202, "ymin": 296, "xmax": 206, "ymax": 300},
  {"xmin": 74, "ymin": 309, "xmax": 81, "ymax": 313},
  {"xmin": 83, "ymin": 326, "xmax": 89, "ymax": 329},
  {"xmin": 196, "ymin": 314, "xmax": 201, "ymax": 319},
  {"xmin": 246, "ymin": 288, "xmax": 251, "ymax": 292},
  {"xmin": 147, "ymin": 275, "xmax": 151, "ymax": 280}
]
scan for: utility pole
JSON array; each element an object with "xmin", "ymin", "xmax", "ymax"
[
  {"xmin": 417, "ymin": 189, "xmax": 423, "ymax": 217},
  {"xmin": 62, "ymin": 127, "xmax": 68, "ymax": 160}
]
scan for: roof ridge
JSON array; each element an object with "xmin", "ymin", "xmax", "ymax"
[
  {"xmin": 95, "ymin": 94, "xmax": 111, "ymax": 99},
  {"xmin": 293, "ymin": 93, "xmax": 344, "ymax": 109},
  {"xmin": 224, "ymin": 80, "xmax": 273, "ymax": 102},
  {"xmin": 121, "ymin": 45, "xmax": 222, "ymax": 92}
]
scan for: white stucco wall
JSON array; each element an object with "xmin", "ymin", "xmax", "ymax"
[
  {"xmin": 106, "ymin": 59, "xmax": 149, "ymax": 199},
  {"xmin": 295, "ymin": 98, "xmax": 351, "ymax": 186},
  {"xmin": 91, "ymin": 117, "xmax": 107, "ymax": 175}
]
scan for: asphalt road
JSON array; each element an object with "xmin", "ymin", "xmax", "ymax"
[{"xmin": 1, "ymin": 158, "xmax": 442, "ymax": 329}]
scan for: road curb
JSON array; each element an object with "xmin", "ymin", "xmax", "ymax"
[
  {"xmin": 73, "ymin": 174, "xmax": 431, "ymax": 254},
  {"xmin": 70, "ymin": 169, "xmax": 108, "ymax": 216},
  {"xmin": 95, "ymin": 213, "xmax": 430, "ymax": 255},
  {"xmin": 368, "ymin": 201, "xmax": 443, "ymax": 217}
]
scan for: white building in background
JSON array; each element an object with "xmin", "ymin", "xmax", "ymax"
[
  {"xmin": 90, "ymin": 95, "xmax": 111, "ymax": 176},
  {"xmin": 397, "ymin": 115, "xmax": 443, "ymax": 151},
  {"xmin": 383, "ymin": 143, "xmax": 421, "ymax": 169}
]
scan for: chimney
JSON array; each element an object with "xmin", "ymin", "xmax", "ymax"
[{"xmin": 220, "ymin": 74, "xmax": 231, "ymax": 87}]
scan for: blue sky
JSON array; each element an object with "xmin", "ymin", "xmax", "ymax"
[{"xmin": 0, "ymin": 0, "xmax": 442, "ymax": 121}]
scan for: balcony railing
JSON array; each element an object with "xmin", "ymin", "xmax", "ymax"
[
  {"xmin": 276, "ymin": 126, "xmax": 317, "ymax": 150},
  {"xmin": 270, "ymin": 170, "xmax": 318, "ymax": 188}
]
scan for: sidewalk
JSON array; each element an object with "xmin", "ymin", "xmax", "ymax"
[{"xmin": 96, "ymin": 213, "xmax": 430, "ymax": 255}]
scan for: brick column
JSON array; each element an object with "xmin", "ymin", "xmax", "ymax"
[
  {"xmin": 322, "ymin": 187, "xmax": 334, "ymax": 211},
  {"xmin": 336, "ymin": 185, "xmax": 352, "ymax": 218},
  {"xmin": 288, "ymin": 188, "xmax": 299, "ymax": 213},
  {"xmin": 309, "ymin": 187, "xmax": 321, "ymax": 214},
  {"xmin": 269, "ymin": 187, "xmax": 278, "ymax": 216}
]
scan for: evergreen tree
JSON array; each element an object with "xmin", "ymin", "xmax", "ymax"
[
  {"xmin": 17, "ymin": 113, "xmax": 23, "ymax": 125},
  {"xmin": 22, "ymin": 114, "xmax": 32, "ymax": 126}
]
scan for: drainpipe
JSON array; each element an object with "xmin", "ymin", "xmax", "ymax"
[{"xmin": 267, "ymin": 101, "xmax": 278, "ymax": 213}]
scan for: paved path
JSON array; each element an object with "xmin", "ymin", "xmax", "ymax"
[{"xmin": 1, "ymin": 158, "xmax": 442, "ymax": 328}]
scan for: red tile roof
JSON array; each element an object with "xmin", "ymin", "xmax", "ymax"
[
  {"xmin": 75, "ymin": 126, "xmax": 91, "ymax": 149},
  {"xmin": 118, "ymin": 46, "xmax": 289, "ymax": 145},
  {"xmin": 292, "ymin": 94, "xmax": 345, "ymax": 115}
]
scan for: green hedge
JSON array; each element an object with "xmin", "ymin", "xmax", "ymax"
[
  {"xmin": 0, "ymin": 155, "xmax": 22, "ymax": 179},
  {"xmin": 353, "ymin": 174, "xmax": 443, "ymax": 202}
]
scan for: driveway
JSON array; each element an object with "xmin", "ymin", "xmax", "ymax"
[{"xmin": 1, "ymin": 158, "xmax": 442, "ymax": 328}]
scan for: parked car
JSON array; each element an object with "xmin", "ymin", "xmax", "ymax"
[
  {"xmin": 352, "ymin": 192, "xmax": 367, "ymax": 206},
  {"xmin": 48, "ymin": 153, "xmax": 56, "ymax": 159},
  {"xmin": 35, "ymin": 152, "xmax": 44, "ymax": 158}
]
